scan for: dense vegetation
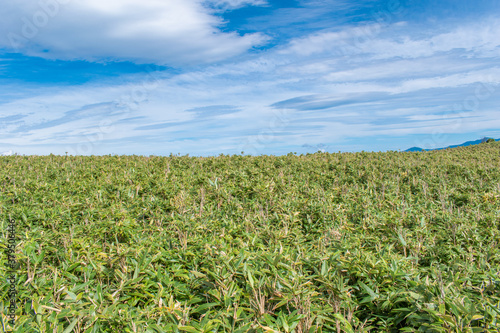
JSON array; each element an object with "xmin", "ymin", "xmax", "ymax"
[{"xmin": 1, "ymin": 142, "xmax": 499, "ymax": 332}]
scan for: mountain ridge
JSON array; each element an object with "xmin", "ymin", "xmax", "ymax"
[{"xmin": 405, "ymin": 137, "xmax": 499, "ymax": 152}]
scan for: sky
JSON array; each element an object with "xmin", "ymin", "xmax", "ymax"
[{"xmin": 1, "ymin": 0, "xmax": 499, "ymax": 156}]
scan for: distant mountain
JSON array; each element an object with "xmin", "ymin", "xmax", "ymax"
[
  {"xmin": 405, "ymin": 138, "xmax": 499, "ymax": 152},
  {"xmin": 405, "ymin": 147, "xmax": 426, "ymax": 152}
]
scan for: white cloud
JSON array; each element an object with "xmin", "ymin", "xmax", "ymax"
[
  {"xmin": 0, "ymin": 0, "xmax": 267, "ymax": 65},
  {"xmin": 1, "ymin": 150, "xmax": 14, "ymax": 156},
  {"xmin": 280, "ymin": 23, "xmax": 384, "ymax": 57},
  {"xmin": 206, "ymin": 0, "xmax": 267, "ymax": 10},
  {"xmin": 323, "ymin": 57, "xmax": 484, "ymax": 83},
  {"xmin": 395, "ymin": 69, "xmax": 500, "ymax": 94},
  {"xmin": 281, "ymin": 18, "xmax": 500, "ymax": 60}
]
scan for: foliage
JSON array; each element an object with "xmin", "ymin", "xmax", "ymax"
[{"xmin": 1, "ymin": 143, "xmax": 499, "ymax": 332}]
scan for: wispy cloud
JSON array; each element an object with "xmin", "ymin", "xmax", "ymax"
[
  {"xmin": 186, "ymin": 105, "xmax": 241, "ymax": 118},
  {"xmin": 207, "ymin": 0, "xmax": 268, "ymax": 10},
  {"xmin": 281, "ymin": 17, "xmax": 500, "ymax": 60},
  {"xmin": 271, "ymin": 93, "xmax": 390, "ymax": 111}
]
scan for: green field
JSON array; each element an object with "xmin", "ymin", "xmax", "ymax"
[{"xmin": 1, "ymin": 143, "xmax": 499, "ymax": 332}]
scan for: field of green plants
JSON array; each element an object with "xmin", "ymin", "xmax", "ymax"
[{"xmin": 1, "ymin": 142, "xmax": 499, "ymax": 332}]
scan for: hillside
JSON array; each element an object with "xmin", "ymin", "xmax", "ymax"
[
  {"xmin": 405, "ymin": 137, "xmax": 499, "ymax": 152},
  {"xmin": 1, "ymin": 144, "xmax": 499, "ymax": 332}
]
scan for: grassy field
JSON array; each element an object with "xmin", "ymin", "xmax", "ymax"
[{"xmin": 1, "ymin": 143, "xmax": 499, "ymax": 332}]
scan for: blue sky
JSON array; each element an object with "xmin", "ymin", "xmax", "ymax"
[{"xmin": 1, "ymin": 0, "xmax": 499, "ymax": 156}]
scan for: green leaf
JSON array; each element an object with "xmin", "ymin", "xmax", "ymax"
[
  {"xmin": 247, "ymin": 271, "xmax": 254, "ymax": 290},
  {"xmin": 397, "ymin": 233, "xmax": 407, "ymax": 247},
  {"xmin": 62, "ymin": 318, "xmax": 79, "ymax": 333},
  {"xmin": 192, "ymin": 302, "xmax": 219, "ymax": 313},
  {"xmin": 190, "ymin": 270, "xmax": 206, "ymax": 279},
  {"xmin": 332, "ymin": 314, "xmax": 354, "ymax": 333},
  {"xmin": 359, "ymin": 281, "xmax": 378, "ymax": 299},
  {"xmin": 178, "ymin": 326, "xmax": 200, "ymax": 333}
]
